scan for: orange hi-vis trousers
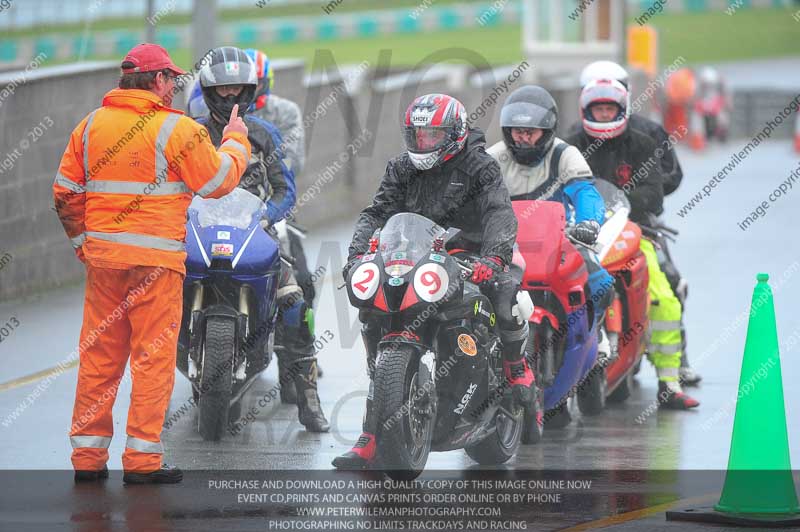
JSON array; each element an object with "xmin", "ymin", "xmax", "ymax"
[{"xmin": 69, "ymin": 264, "xmax": 182, "ymax": 473}]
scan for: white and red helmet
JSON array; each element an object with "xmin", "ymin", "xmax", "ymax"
[
  {"xmin": 580, "ymin": 78, "xmax": 630, "ymax": 139},
  {"xmin": 403, "ymin": 93, "xmax": 468, "ymax": 170},
  {"xmin": 579, "ymin": 60, "xmax": 630, "ymax": 89}
]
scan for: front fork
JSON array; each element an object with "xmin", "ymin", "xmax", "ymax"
[
  {"xmin": 188, "ymin": 282, "xmax": 252, "ymax": 383},
  {"xmin": 188, "ymin": 283, "xmax": 204, "ymax": 379}
]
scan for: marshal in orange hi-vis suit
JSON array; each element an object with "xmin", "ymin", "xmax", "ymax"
[{"xmin": 53, "ymin": 44, "xmax": 251, "ymax": 477}]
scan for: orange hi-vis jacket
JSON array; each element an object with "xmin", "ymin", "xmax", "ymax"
[{"xmin": 53, "ymin": 88, "xmax": 251, "ymax": 275}]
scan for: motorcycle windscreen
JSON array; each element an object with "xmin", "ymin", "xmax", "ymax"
[
  {"xmin": 379, "ymin": 213, "xmax": 444, "ymax": 277},
  {"xmin": 593, "ymin": 179, "xmax": 631, "ymax": 221},
  {"xmin": 593, "ymin": 180, "xmax": 636, "ymax": 263},
  {"xmin": 189, "ymin": 188, "xmax": 267, "ymax": 230}
]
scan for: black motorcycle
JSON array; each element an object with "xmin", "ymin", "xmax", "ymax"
[{"xmin": 346, "ymin": 213, "xmax": 524, "ymax": 479}]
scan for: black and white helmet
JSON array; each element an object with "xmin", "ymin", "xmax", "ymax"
[
  {"xmin": 199, "ymin": 46, "xmax": 258, "ymax": 121},
  {"xmin": 500, "ymin": 85, "xmax": 558, "ymax": 167}
]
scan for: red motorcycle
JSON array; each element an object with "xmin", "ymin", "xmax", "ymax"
[
  {"xmin": 594, "ymin": 180, "xmax": 650, "ymax": 404},
  {"xmin": 511, "ymin": 199, "xmax": 600, "ymax": 437}
]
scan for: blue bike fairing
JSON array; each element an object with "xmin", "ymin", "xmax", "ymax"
[{"xmin": 543, "ymin": 307, "xmax": 598, "ymax": 410}]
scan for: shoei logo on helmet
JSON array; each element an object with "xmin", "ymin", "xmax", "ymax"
[
  {"xmin": 224, "ymin": 62, "xmax": 240, "ymax": 75},
  {"xmin": 411, "ymin": 108, "xmax": 434, "ymax": 126},
  {"xmin": 513, "ymin": 114, "xmax": 532, "ymax": 123}
]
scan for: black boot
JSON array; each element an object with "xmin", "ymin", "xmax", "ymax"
[
  {"xmin": 277, "ymin": 353, "xmax": 298, "ymax": 404},
  {"xmin": 74, "ymin": 464, "xmax": 109, "ymax": 483},
  {"xmin": 500, "ymin": 325, "xmax": 534, "ymax": 409},
  {"xmin": 658, "ymin": 381, "xmax": 699, "ymax": 410},
  {"xmin": 294, "ymin": 358, "xmax": 330, "ymax": 433},
  {"xmin": 123, "ymin": 464, "xmax": 183, "ymax": 485}
]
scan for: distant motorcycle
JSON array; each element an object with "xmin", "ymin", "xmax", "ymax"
[
  {"xmin": 346, "ymin": 213, "xmax": 531, "ymax": 479},
  {"xmin": 177, "ymin": 188, "xmax": 280, "ymax": 441},
  {"xmin": 694, "ymin": 93, "xmax": 729, "ymax": 142}
]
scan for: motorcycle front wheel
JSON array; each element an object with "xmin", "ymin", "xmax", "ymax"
[
  {"xmin": 197, "ymin": 317, "xmax": 235, "ymax": 441},
  {"xmin": 374, "ymin": 344, "xmax": 433, "ymax": 480}
]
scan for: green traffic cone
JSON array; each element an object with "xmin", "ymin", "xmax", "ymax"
[
  {"xmin": 714, "ymin": 273, "xmax": 799, "ymax": 515},
  {"xmin": 667, "ymin": 273, "xmax": 800, "ymax": 526}
]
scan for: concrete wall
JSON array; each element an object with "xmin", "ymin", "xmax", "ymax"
[
  {"xmin": 0, "ymin": 62, "xmax": 119, "ymax": 301},
  {"xmin": 731, "ymin": 90, "xmax": 798, "ymax": 140}
]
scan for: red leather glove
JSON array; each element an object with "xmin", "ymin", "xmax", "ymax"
[{"xmin": 471, "ymin": 256, "xmax": 503, "ymax": 284}]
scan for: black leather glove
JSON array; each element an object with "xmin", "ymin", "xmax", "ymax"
[
  {"xmin": 342, "ymin": 255, "xmax": 363, "ymax": 282},
  {"xmin": 572, "ymin": 220, "xmax": 601, "ymax": 245}
]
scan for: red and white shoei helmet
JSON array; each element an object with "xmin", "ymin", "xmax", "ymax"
[
  {"xmin": 580, "ymin": 78, "xmax": 630, "ymax": 139},
  {"xmin": 403, "ymin": 93, "xmax": 468, "ymax": 170}
]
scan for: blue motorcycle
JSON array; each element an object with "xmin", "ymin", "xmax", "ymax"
[{"xmin": 177, "ymin": 188, "xmax": 280, "ymax": 441}]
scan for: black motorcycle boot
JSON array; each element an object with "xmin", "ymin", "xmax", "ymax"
[
  {"xmin": 500, "ymin": 324, "xmax": 534, "ymax": 408},
  {"xmin": 123, "ymin": 464, "xmax": 183, "ymax": 485},
  {"xmin": 658, "ymin": 380, "xmax": 699, "ymax": 410},
  {"xmin": 74, "ymin": 464, "xmax": 109, "ymax": 483},
  {"xmin": 276, "ymin": 352, "xmax": 298, "ymax": 404},
  {"xmin": 332, "ymin": 382, "xmax": 379, "ymax": 470},
  {"xmin": 294, "ymin": 357, "xmax": 330, "ymax": 433}
]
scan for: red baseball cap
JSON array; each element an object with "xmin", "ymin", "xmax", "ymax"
[{"xmin": 121, "ymin": 43, "xmax": 186, "ymax": 75}]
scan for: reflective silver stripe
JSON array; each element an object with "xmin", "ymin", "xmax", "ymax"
[
  {"xmin": 83, "ymin": 110, "xmax": 97, "ymax": 181},
  {"xmin": 649, "ymin": 320, "xmax": 681, "ymax": 331},
  {"xmin": 221, "ymin": 138, "xmax": 248, "ymax": 160},
  {"xmin": 70, "ymin": 233, "xmax": 86, "ymax": 249},
  {"xmin": 648, "ymin": 342, "xmax": 682, "ymax": 354},
  {"xmin": 198, "ymin": 153, "xmax": 232, "ymax": 197},
  {"xmin": 125, "ymin": 436, "xmax": 163, "ymax": 454},
  {"xmin": 155, "ymin": 113, "xmax": 181, "ymax": 183},
  {"xmin": 54, "ymin": 172, "xmax": 86, "ymax": 194},
  {"xmin": 86, "ymin": 180, "xmax": 189, "ymax": 196},
  {"xmin": 656, "ymin": 366, "xmax": 680, "ymax": 379},
  {"xmin": 70, "ymin": 435, "xmax": 112, "ymax": 449},
  {"xmin": 86, "ymin": 231, "xmax": 184, "ymax": 252}
]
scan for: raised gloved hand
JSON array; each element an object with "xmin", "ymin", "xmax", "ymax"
[
  {"xmin": 471, "ymin": 256, "xmax": 504, "ymax": 285},
  {"xmin": 572, "ymin": 220, "xmax": 601, "ymax": 245},
  {"xmin": 222, "ymin": 104, "xmax": 248, "ymax": 137}
]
